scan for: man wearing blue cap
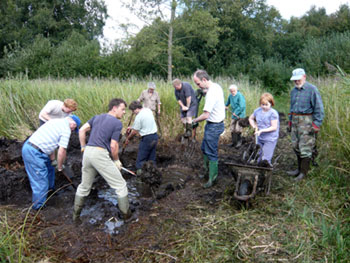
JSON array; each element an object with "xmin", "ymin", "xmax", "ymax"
[
  {"xmin": 22, "ymin": 115, "xmax": 81, "ymax": 210},
  {"xmin": 287, "ymin": 68, "xmax": 324, "ymax": 181}
]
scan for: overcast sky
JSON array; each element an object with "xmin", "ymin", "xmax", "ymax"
[{"xmin": 100, "ymin": 0, "xmax": 350, "ymax": 46}]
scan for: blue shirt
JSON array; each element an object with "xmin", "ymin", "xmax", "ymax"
[
  {"xmin": 87, "ymin": 114, "xmax": 122, "ymax": 153},
  {"xmin": 174, "ymin": 82, "xmax": 198, "ymax": 108},
  {"xmin": 225, "ymin": 91, "xmax": 246, "ymax": 119},
  {"xmin": 253, "ymin": 107, "xmax": 279, "ymax": 142},
  {"xmin": 289, "ymin": 81, "xmax": 324, "ymax": 127}
]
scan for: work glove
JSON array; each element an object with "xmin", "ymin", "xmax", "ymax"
[
  {"xmin": 312, "ymin": 122, "xmax": 320, "ymax": 133},
  {"xmin": 51, "ymin": 159, "xmax": 58, "ymax": 167},
  {"xmin": 114, "ymin": 160, "xmax": 122, "ymax": 171},
  {"xmin": 81, "ymin": 146, "xmax": 85, "ymax": 153},
  {"xmin": 287, "ymin": 121, "xmax": 292, "ymax": 133},
  {"xmin": 192, "ymin": 122, "xmax": 199, "ymax": 129},
  {"xmin": 55, "ymin": 164, "xmax": 65, "ymax": 172}
]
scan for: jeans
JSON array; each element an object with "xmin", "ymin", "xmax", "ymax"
[
  {"xmin": 136, "ymin": 133, "xmax": 158, "ymax": 169},
  {"xmin": 22, "ymin": 141, "xmax": 55, "ymax": 210},
  {"xmin": 201, "ymin": 122, "xmax": 225, "ymax": 161}
]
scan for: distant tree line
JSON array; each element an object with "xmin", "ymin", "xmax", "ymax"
[{"xmin": 1, "ymin": 0, "xmax": 350, "ymax": 94}]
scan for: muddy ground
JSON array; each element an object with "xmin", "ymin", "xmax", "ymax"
[{"xmin": 0, "ymin": 114, "xmax": 295, "ymax": 262}]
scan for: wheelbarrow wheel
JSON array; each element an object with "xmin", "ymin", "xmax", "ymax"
[{"xmin": 238, "ymin": 179, "xmax": 252, "ymax": 196}]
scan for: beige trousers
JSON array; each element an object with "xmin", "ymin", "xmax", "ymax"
[{"xmin": 76, "ymin": 146, "xmax": 128, "ymax": 198}]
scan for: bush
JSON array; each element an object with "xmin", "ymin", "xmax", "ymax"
[
  {"xmin": 301, "ymin": 31, "xmax": 350, "ymax": 76},
  {"xmin": 249, "ymin": 58, "xmax": 292, "ymax": 95}
]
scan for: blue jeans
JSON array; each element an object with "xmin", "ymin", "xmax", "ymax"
[
  {"xmin": 22, "ymin": 141, "xmax": 55, "ymax": 210},
  {"xmin": 136, "ymin": 133, "xmax": 158, "ymax": 169},
  {"xmin": 201, "ymin": 122, "xmax": 225, "ymax": 161}
]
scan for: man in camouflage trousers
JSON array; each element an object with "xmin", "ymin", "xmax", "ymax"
[{"xmin": 287, "ymin": 68, "xmax": 324, "ymax": 181}]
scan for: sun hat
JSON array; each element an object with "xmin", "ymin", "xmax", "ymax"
[{"xmin": 290, "ymin": 68, "xmax": 306, "ymax": 81}]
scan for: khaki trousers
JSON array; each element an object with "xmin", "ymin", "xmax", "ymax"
[{"xmin": 76, "ymin": 146, "xmax": 128, "ymax": 198}]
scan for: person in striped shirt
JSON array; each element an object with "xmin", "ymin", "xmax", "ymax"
[{"xmin": 22, "ymin": 115, "xmax": 81, "ymax": 210}]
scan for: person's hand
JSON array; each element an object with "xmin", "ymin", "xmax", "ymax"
[
  {"xmin": 126, "ymin": 127, "xmax": 132, "ymax": 135},
  {"xmin": 287, "ymin": 121, "xmax": 292, "ymax": 133},
  {"xmin": 312, "ymin": 122, "xmax": 320, "ymax": 133},
  {"xmin": 192, "ymin": 122, "xmax": 199, "ymax": 129},
  {"xmin": 81, "ymin": 146, "xmax": 85, "ymax": 153},
  {"xmin": 114, "ymin": 160, "xmax": 122, "ymax": 171},
  {"xmin": 182, "ymin": 106, "xmax": 189, "ymax": 111},
  {"xmin": 254, "ymin": 130, "xmax": 262, "ymax": 136},
  {"xmin": 158, "ymin": 110, "xmax": 161, "ymax": 115},
  {"xmin": 56, "ymin": 164, "xmax": 65, "ymax": 172}
]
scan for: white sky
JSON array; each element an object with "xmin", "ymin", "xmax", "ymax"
[{"xmin": 101, "ymin": 0, "xmax": 350, "ymax": 45}]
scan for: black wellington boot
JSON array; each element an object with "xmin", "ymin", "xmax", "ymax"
[{"xmin": 294, "ymin": 157, "xmax": 311, "ymax": 181}]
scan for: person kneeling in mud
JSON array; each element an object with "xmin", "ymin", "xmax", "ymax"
[
  {"xmin": 248, "ymin": 93, "xmax": 279, "ymax": 167},
  {"xmin": 124, "ymin": 100, "xmax": 159, "ymax": 176},
  {"xmin": 73, "ymin": 98, "xmax": 133, "ymax": 223}
]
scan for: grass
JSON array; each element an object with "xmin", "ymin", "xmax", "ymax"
[{"xmin": 0, "ymin": 75, "xmax": 349, "ymax": 262}]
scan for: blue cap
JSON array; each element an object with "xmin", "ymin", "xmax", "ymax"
[{"xmin": 70, "ymin": 114, "xmax": 81, "ymax": 133}]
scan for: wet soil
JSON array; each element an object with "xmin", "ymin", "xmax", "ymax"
[{"xmin": 0, "ymin": 113, "xmax": 296, "ymax": 262}]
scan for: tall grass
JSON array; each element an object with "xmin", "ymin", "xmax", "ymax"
[{"xmin": 0, "ymin": 77, "xmax": 262, "ymax": 140}]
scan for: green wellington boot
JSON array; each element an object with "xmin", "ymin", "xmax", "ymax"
[
  {"xmin": 72, "ymin": 195, "xmax": 86, "ymax": 223},
  {"xmin": 199, "ymin": 155, "xmax": 209, "ymax": 179},
  {"xmin": 203, "ymin": 160, "xmax": 218, "ymax": 188}
]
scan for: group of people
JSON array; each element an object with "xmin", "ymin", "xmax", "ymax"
[{"xmin": 21, "ymin": 67, "xmax": 324, "ymax": 222}]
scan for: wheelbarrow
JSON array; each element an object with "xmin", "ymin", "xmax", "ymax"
[{"xmin": 224, "ymin": 162, "xmax": 274, "ymax": 202}]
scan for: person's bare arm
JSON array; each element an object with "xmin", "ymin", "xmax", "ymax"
[
  {"xmin": 110, "ymin": 139, "xmax": 119, "ymax": 161},
  {"xmin": 249, "ymin": 113, "xmax": 257, "ymax": 129},
  {"xmin": 79, "ymin": 123, "xmax": 91, "ymax": 150},
  {"xmin": 39, "ymin": 111, "xmax": 51, "ymax": 122},
  {"xmin": 57, "ymin": 147, "xmax": 67, "ymax": 171},
  {"xmin": 193, "ymin": 111, "xmax": 210, "ymax": 123}
]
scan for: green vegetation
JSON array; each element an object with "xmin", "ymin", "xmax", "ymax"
[
  {"xmin": 2, "ymin": 0, "xmax": 350, "ymax": 93},
  {"xmin": 0, "ymin": 75, "xmax": 349, "ymax": 262}
]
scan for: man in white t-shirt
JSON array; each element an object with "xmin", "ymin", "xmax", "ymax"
[
  {"xmin": 124, "ymin": 100, "xmax": 158, "ymax": 175},
  {"xmin": 39, "ymin": 98, "xmax": 78, "ymax": 126},
  {"xmin": 192, "ymin": 70, "xmax": 225, "ymax": 188}
]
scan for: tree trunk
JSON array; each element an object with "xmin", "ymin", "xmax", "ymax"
[{"xmin": 167, "ymin": 0, "xmax": 176, "ymax": 82}]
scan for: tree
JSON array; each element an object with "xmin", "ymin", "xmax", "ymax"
[
  {"xmin": 123, "ymin": 0, "xmax": 219, "ymax": 80},
  {"xmin": 0, "ymin": 0, "xmax": 107, "ymax": 58}
]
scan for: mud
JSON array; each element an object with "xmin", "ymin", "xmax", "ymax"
[{"xmin": 0, "ymin": 112, "xmax": 296, "ymax": 262}]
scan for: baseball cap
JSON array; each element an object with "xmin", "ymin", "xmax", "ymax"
[
  {"xmin": 148, "ymin": 82, "xmax": 156, "ymax": 89},
  {"xmin": 290, "ymin": 68, "xmax": 306, "ymax": 81},
  {"xmin": 70, "ymin": 114, "xmax": 81, "ymax": 133}
]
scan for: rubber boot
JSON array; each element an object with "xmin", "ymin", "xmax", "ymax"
[
  {"xmin": 117, "ymin": 195, "xmax": 132, "ymax": 221},
  {"xmin": 229, "ymin": 132, "xmax": 237, "ymax": 147},
  {"xmin": 73, "ymin": 195, "xmax": 86, "ymax": 223},
  {"xmin": 199, "ymin": 155, "xmax": 209, "ymax": 179},
  {"xmin": 184, "ymin": 123, "xmax": 192, "ymax": 138},
  {"xmin": 287, "ymin": 155, "xmax": 301, "ymax": 176},
  {"xmin": 235, "ymin": 133, "xmax": 242, "ymax": 148},
  {"xmin": 294, "ymin": 157, "xmax": 310, "ymax": 181},
  {"xmin": 203, "ymin": 160, "xmax": 218, "ymax": 188}
]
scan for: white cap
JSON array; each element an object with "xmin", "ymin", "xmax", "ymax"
[
  {"xmin": 148, "ymin": 82, "xmax": 156, "ymax": 89},
  {"xmin": 290, "ymin": 68, "xmax": 306, "ymax": 80}
]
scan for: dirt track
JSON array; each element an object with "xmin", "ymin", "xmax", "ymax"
[{"xmin": 0, "ymin": 114, "xmax": 295, "ymax": 262}]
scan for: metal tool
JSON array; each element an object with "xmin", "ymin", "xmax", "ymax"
[
  {"xmin": 59, "ymin": 165, "xmax": 77, "ymax": 189},
  {"xmin": 121, "ymin": 167, "xmax": 136, "ymax": 176}
]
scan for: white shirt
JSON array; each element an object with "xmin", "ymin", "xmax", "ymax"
[
  {"xmin": 39, "ymin": 100, "xmax": 69, "ymax": 122},
  {"xmin": 29, "ymin": 118, "xmax": 71, "ymax": 155},
  {"xmin": 203, "ymin": 82, "xmax": 226, "ymax": 122}
]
